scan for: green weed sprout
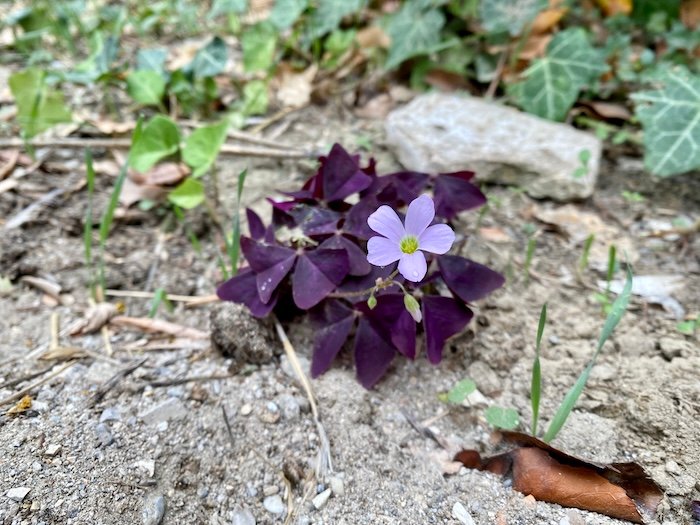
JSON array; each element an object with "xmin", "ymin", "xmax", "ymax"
[
  {"xmin": 578, "ymin": 234, "xmax": 594, "ymax": 274},
  {"xmin": 543, "ymin": 265, "xmax": 633, "ymax": 442},
  {"xmin": 222, "ymin": 169, "xmax": 248, "ymax": 279},
  {"xmin": 530, "ymin": 303, "xmax": 547, "ymax": 436}
]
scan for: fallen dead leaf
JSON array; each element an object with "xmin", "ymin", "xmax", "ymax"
[
  {"xmin": 479, "ymin": 226, "xmax": 512, "ymax": 244},
  {"xmin": 87, "ymin": 118, "xmax": 136, "ymax": 135},
  {"xmin": 133, "ymin": 162, "xmax": 190, "ymax": 186},
  {"xmin": 424, "ymin": 69, "xmax": 473, "ymax": 92},
  {"xmin": 6, "ymin": 395, "xmax": 32, "ymax": 416},
  {"xmin": 354, "ymin": 94, "xmax": 395, "ymax": 119},
  {"xmin": 356, "ymin": 25, "xmax": 391, "ymax": 49},
  {"xmin": 584, "ymin": 101, "xmax": 632, "ymax": 121},
  {"xmin": 110, "ymin": 316, "xmax": 208, "ymax": 339},
  {"xmin": 0, "ymin": 178, "xmax": 18, "ymax": 196},
  {"xmin": 70, "ymin": 303, "xmax": 121, "ymax": 335},
  {"xmin": 594, "ymin": 0, "xmax": 632, "ymax": 16},
  {"xmin": 40, "ymin": 346, "xmax": 87, "ymax": 361},
  {"xmin": 681, "ymin": 0, "xmax": 700, "ymax": 29},
  {"xmin": 274, "ymin": 64, "xmax": 318, "ymax": 109},
  {"xmin": 454, "ymin": 431, "xmax": 663, "ymax": 523},
  {"xmin": 531, "ymin": 7, "xmax": 568, "ymax": 34},
  {"xmin": 20, "ymin": 276, "xmax": 62, "ymax": 302},
  {"xmin": 0, "ymin": 149, "xmax": 19, "ymax": 180},
  {"xmin": 519, "ymin": 33, "xmax": 552, "ymax": 61}
]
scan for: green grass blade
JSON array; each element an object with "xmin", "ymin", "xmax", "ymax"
[
  {"xmin": 579, "ymin": 234, "xmax": 594, "ymax": 272},
  {"xmin": 227, "ymin": 169, "xmax": 248, "ymax": 276},
  {"xmin": 543, "ymin": 266, "xmax": 633, "ymax": 442},
  {"xmin": 84, "ymin": 149, "xmax": 96, "ymax": 300},
  {"xmin": 605, "ymin": 244, "xmax": 617, "ymax": 294},
  {"xmin": 148, "ymin": 287, "xmax": 172, "ymax": 317},
  {"xmin": 530, "ymin": 303, "xmax": 546, "ymax": 436}
]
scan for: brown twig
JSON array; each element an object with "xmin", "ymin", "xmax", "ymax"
[
  {"xmin": 179, "ymin": 120, "xmax": 301, "ymax": 151},
  {"xmin": 149, "ymin": 374, "xmax": 232, "ymax": 387},
  {"xmin": 0, "ymin": 137, "xmax": 312, "ymax": 159},
  {"xmin": 0, "ymin": 361, "xmax": 77, "ymax": 407},
  {"xmin": 86, "ymin": 357, "xmax": 148, "ymax": 407},
  {"xmin": 104, "ymin": 289, "xmax": 218, "ymax": 304}
]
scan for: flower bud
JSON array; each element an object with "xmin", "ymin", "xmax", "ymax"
[
  {"xmin": 403, "ymin": 294, "xmax": 422, "ymax": 323},
  {"xmin": 367, "ymin": 295, "xmax": 377, "ymax": 309}
]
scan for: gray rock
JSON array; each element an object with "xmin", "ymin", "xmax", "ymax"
[
  {"xmin": 451, "ymin": 502, "xmax": 475, "ymax": 525},
  {"xmin": 312, "ymin": 488, "xmax": 331, "ymax": 510},
  {"xmin": 329, "ymin": 476, "xmax": 344, "ymax": 497},
  {"xmin": 231, "ymin": 508, "xmax": 256, "ymax": 525},
  {"xmin": 99, "ymin": 407, "xmax": 121, "ymax": 423},
  {"xmin": 385, "ymin": 93, "xmax": 601, "ymax": 201},
  {"xmin": 142, "ymin": 495, "xmax": 165, "ymax": 525},
  {"xmin": 139, "ymin": 398, "xmax": 187, "ymax": 425},
  {"xmin": 210, "ymin": 303, "xmax": 275, "ymax": 369},
  {"xmin": 278, "ymin": 395, "xmax": 300, "ymax": 421},
  {"xmin": 262, "ymin": 495, "xmax": 285, "ymax": 515},
  {"xmin": 95, "ymin": 423, "xmax": 114, "ymax": 446},
  {"xmin": 6, "ymin": 487, "xmax": 30, "ymax": 502},
  {"xmin": 44, "ymin": 444, "xmax": 61, "ymax": 457}
]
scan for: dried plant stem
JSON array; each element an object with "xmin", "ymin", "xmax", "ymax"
[
  {"xmin": 178, "ymin": 120, "xmax": 300, "ymax": 151},
  {"xmin": 105, "ymin": 289, "xmax": 218, "ymax": 304},
  {"xmin": 0, "ymin": 137, "xmax": 312, "ymax": 159},
  {"xmin": 0, "ymin": 361, "xmax": 77, "ymax": 407},
  {"xmin": 273, "ymin": 318, "xmax": 333, "ymax": 477}
]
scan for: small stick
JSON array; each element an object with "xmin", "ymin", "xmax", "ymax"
[
  {"xmin": 0, "ymin": 137, "xmax": 311, "ymax": 159},
  {"xmin": 149, "ymin": 374, "xmax": 232, "ymax": 387},
  {"xmin": 249, "ymin": 106, "xmax": 302, "ymax": 135},
  {"xmin": 104, "ymin": 289, "xmax": 218, "ymax": 304},
  {"xmin": 0, "ymin": 361, "xmax": 76, "ymax": 407},
  {"xmin": 179, "ymin": 120, "xmax": 301, "ymax": 151},
  {"xmin": 274, "ymin": 318, "xmax": 333, "ymax": 477},
  {"xmin": 86, "ymin": 357, "xmax": 148, "ymax": 407},
  {"xmin": 0, "ymin": 366, "xmax": 53, "ymax": 390}
]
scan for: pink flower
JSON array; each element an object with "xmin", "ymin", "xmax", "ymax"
[{"xmin": 366, "ymin": 195, "xmax": 455, "ymax": 282}]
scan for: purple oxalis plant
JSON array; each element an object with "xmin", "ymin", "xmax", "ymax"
[{"xmin": 217, "ymin": 143, "xmax": 505, "ymax": 388}]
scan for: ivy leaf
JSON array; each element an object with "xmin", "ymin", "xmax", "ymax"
[
  {"xmin": 479, "ymin": 0, "xmax": 547, "ymax": 36},
  {"xmin": 126, "ymin": 70, "xmax": 165, "ymax": 106},
  {"xmin": 129, "ymin": 115, "xmax": 180, "ymax": 173},
  {"xmin": 384, "ymin": 2, "xmax": 446, "ymax": 70},
  {"xmin": 168, "ymin": 178, "xmax": 205, "ymax": 209},
  {"xmin": 308, "ymin": 0, "xmax": 365, "ymax": 40},
  {"xmin": 511, "ymin": 28, "xmax": 608, "ymax": 121},
  {"xmin": 182, "ymin": 121, "xmax": 229, "ymax": 177},
  {"xmin": 631, "ymin": 67, "xmax": 700, "ymax": 177},
  {"xmin": 9, "ymin": 68, "xmax": 72, "ymax": 137},
  {"xmin": 242, "ymin": 22, "xmax": 277, "ymax": 73},
  {"xmin": 190, "ymin": 37, "xmax": 228, "ymax": 79},
  {"xmin": 136, "ymin": 48, "xmax": 167, "ymax": 74},
  {"xmin": 270, "ymin": 0, "xmax": 309, "ymax": 29}
]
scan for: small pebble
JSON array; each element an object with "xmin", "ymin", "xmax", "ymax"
[
  {"xmin": 156, "ymin": 421, "xmax": 168, "ymax": 432},
  {"xmin": 30, "ymin": 500, "xmax": 40, "ymax": 512},
  {"xmin": 231, "ymin": 508, "xmax": 256, "ymax": 525},
  {"xmin": 312, "ymin": 488, "xmax": 331, "ymax": 510},
  {"xmin": 266, "ymin": 402, "xmax": 279, "ymax": 413},
  {"xmin": 32, "ymin": 461, "xmax": 43, "ymax": 472},
  {"xmin": 100, "ymin": 407, "xmax": 121, "ymax": 423},
  {"xmin": 6, "ymin": 487, "xmax": 31, "ymax": 502},
  {"xmin": 240, "ymin": 404, "xmax": 253, "ymax": 416},
  {"xmin": 451, "ymin": 502, "xmax": 475, "ymax": 525},
  {"xmin": 142, "ymin": 494, "xmax": 166, "ymax": 525},
  {"xmin": 197, "ymin": 486, "xmax": 209, "ymax": 499},
  {"xmin": 95, "ymin": 423, "xmax": 114, "ymax": 446},
  {"xmin": 262, "ymin": 485, "xmax": 279, "ymax": 496},
  {"xmin": 329, "ymin": 476, "xmax": 344, "ymax": 497},
  {"xmin": 44, "ymin": 444, "xmax": 61, "ymax": 457},
  {"xmin": 262, "ymin": 495, "xmax": 285, "ymax": 515},
  {"xmin": 278, "ymin": 395, "xmax": 300, "ymax": 420}
]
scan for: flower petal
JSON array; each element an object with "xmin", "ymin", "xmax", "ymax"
[
  {"xmin": 367, "ymin": 236, "xmax": 402, "ymax": 266},
  {"xmin": 367, "ymin": 205, "xmax": 405, "ymax": 242},
  {"xmin": 418, "ymin": 224, "xmax": 455, "ymax": 255},
  {"xmin": 404, "ymin": 194, "xmax": 435, "ymax": 236},
  {"xmin": 398, "ymin": 252, "xmax": 427, "ymax": 282}
]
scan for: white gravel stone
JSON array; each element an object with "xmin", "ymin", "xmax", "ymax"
[
  {"xmin": 312, "ymin": 488, "xmax": 332, "ymax": 510},
  {"xmin": 451, "ymin": 502, "xmax": 475, "ymax": 525},
  {"xmin": 231, "ymin": 508, "xmax": 256, "ymax": 525},
  {"xmin": 6, "ymin": 487, "xmax": 30, "ymax": 502},
  {"xmin": 262, "ymin": 495, "xmax": 285, "ymax": 515},
  {"xmin": 139, "ymin": 399, "xmax": 187, "ymax": 424}
]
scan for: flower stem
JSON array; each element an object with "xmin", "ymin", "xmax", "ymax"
[{"xmin": 328, "ymin": 270, "xmax": 400, "ymax": 299}]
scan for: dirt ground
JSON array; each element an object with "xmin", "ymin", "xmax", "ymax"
[{"xmin": 1, "ymin": 105, "xmax": 698, "ymax": 525}]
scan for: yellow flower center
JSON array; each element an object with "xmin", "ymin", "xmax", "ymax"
[{"xmin": 400, "ymin": 235, "xmax": 419, "ymax": 254}]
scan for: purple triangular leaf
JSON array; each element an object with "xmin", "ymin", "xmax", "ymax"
[
  {"xmin": 422, "ymin": 295, "xmax": 473, "ymax": 364},
  {"xmin": 354, "ymin": 316, "xmax": 396, "ymax": 389},
  {"xmin": 439, "ymin": 170, "xmax": 475, "ymax": 182},
  {"xmin": 376, "ymin": 171, "xmax": 430, "ymax": 207},
  {"xmin": 438, "ymin": 255, "xmax": 505, "ymax": 303},
  {"xmin": 289, "ymin": 205, "xmax": 341, "ymax": 236},
  {"xmin": 267, "ymin": 198, "xmax": 296, "ymax": 228},
  {"xmin": 292, "ymin": 248, "xmax": 349, "ymax": 309},
  {"xmin": 319, "ymin": 235, "xmax": 371, "ymax": 276},
  {"xmin": 246, "ymin": 208, "xmax": 265, "ymax": 240},
  {"xmin": 217, "ymin": 268, "xmax": 278, "ymax": 318},
  {"xmin": 344, "ymin": 196, "xmax": 379, "ymax": 239},
  {"xmin": 358, "ymin": 293, "xmax": 416, "ymax": 359},
  {"xmin": 240, "ymin": 237, "xmax": 297, "ymax": 303},
  {"xmin": 433, "ymin": 174, "xmax": 486, "ymax": 219},
  {"xmin": 310, "ymin": 300, "xmax": 355, "ymax": 377},
  {"xmin": 321, "ymin": 143, "xmax": 372, "ymax": 202}
]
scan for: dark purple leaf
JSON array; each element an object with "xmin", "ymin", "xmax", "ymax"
[
  {"xmin": 433, "ymin": 174, "xmax": 486, "ymax": 219},
  {"xmin": 354, "ymin": 316, "xmax": 396, "ymax": 388},
  {"xmin": 289, "ymin": 205, "xmax": 341, "ymax": 236},
  {"xmin": 438, "ymin": 255, "xmax": 505, "ymax": 303},
  {"xmin": 241, "ymin": 237, "xmax": 297, "ymax": 303},
  {"xmin": 690, "ymin": 500, "xmax": 700, "ymax": 521},
  {"xmin": 217, "ymin": 268, "xmax": 278, "ymax": 317},
  {"xmin": 310, "ymin": 300, "xmax": 355, "ymax": 377},
  {"xmin": 292, "ymin": 248, "xmax": 349, "ymax": 309},
  {"xmin": 422, "ymin": 295, "xmax": 473, "ymax": 364},
  {"xmin": 376, "ymin": 171, "xmax": 430, "ymax": 206},
  {"xmin": 344, "ymin": 196, "xmax": 379, "ymax": 239},
  {"xmin": 268, "ymin": 198, "xmax": 296, "ymax": 228},
  {"xmin": 440, "ymin": 170, "xmax": 475, "ymax": 182},
  {"xmin": 321, "ymin": 143, "xmax": 372, "ymax": 202},
  {"xmin": 358, "ymin": 293, "xmax": 416, "ymax": 359},
  {"xmin": 246, "ymin": 208, "xmax": 265, "ymax": 240},
  {"xmin": 319, "ymin": 235, "xmax": 371, "ymax": 276}
]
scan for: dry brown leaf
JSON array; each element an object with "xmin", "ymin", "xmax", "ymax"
[
  {"xmin": 531, "ymin": 7, "xmax": 568, "ymax": 34},
  {"xmin": 594, "ymin": 0, "xmax": 632, "ymax": 16},
  {"xmin": 356, "ymin": 25, "xmax": 391, "ymax": 49},
  {"xmin": 130, "ymin": 162, "xmax": 190, "ymax": 186},
  {"xmin": 119, "ymin": 177, "xmax": 167, "ymax": 208},
  {"xmin": 0, "ymin": 178, "xmax": 18, "ymax": 196},
  {"xmin": 6, "ymin": 395, "xmax": 32, "ymax": 416},
  {"xmin": 0, "ymin": 149, "xmax": 19, "ymax": 180},
  {"xmin": 110, "ymin": 316, "xmax": 208, "ymax": 339},
  {"xmin": 585, "ymin": 101, "xmax": 632, "ymax": 120},
  {"xmin": 40, "ymin": 346, "xmax": 86, "ymax": 361},
  {"xmin": 20, "ymin": 276, "xmax": 62, "ymax": 301},
  {"xmin": 88, "ymin": 119, "xmax": 135, "ymax": 135},
  {"xmin": 424, "ymin": 69, "xmax": 472, "ymax": 92},
  {"xmin": 519, "ymin": 34, "xmax": 552, "ymax": 61},
  {"xmin": 354, "ymin": 94, "xmax": 395, "ymax": 119},
  {"xmin": 70, "ymin": 303, "xmax": 121, "ymax": 335},
  {"xmin": 275, "ymin": 64, "xmax": 318, "ymax": 109},
  {"xmin": 91, "ymin": 159, "xmax": 122, "ymax": 177},
  {"xmin": 0, "ymin": 149, "xmax": 33, "ymax": 167},
  {"xmin": 479, "ymin": 227, "xmax": 512, "ymax": 243},
  {"xmin": 681, "ymin": 0, "xmax": 700, "ymax": 29},
  {"xmin": 454, "ymin": 431, "xmax": 663, "ymax": 523}
]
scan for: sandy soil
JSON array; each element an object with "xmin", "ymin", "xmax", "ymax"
[{"xmin": 1, "ymin": 106, "xmax": 698, "ymax": 525}]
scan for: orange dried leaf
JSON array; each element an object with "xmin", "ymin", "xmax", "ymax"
[
  {"xmin": 681, "ymin": 0, "xmax": 700, "ymax": 29},
  {"xmin": 595, "ymin": 0, "xmax": 632, "ymax": 16},
  {"xmin": 531, "ymin": 8, "xmax": 568, "ymax": 34},
  {"xmin": 7, "ymin": 395, "xmax": 32, "ymax": 416}
]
